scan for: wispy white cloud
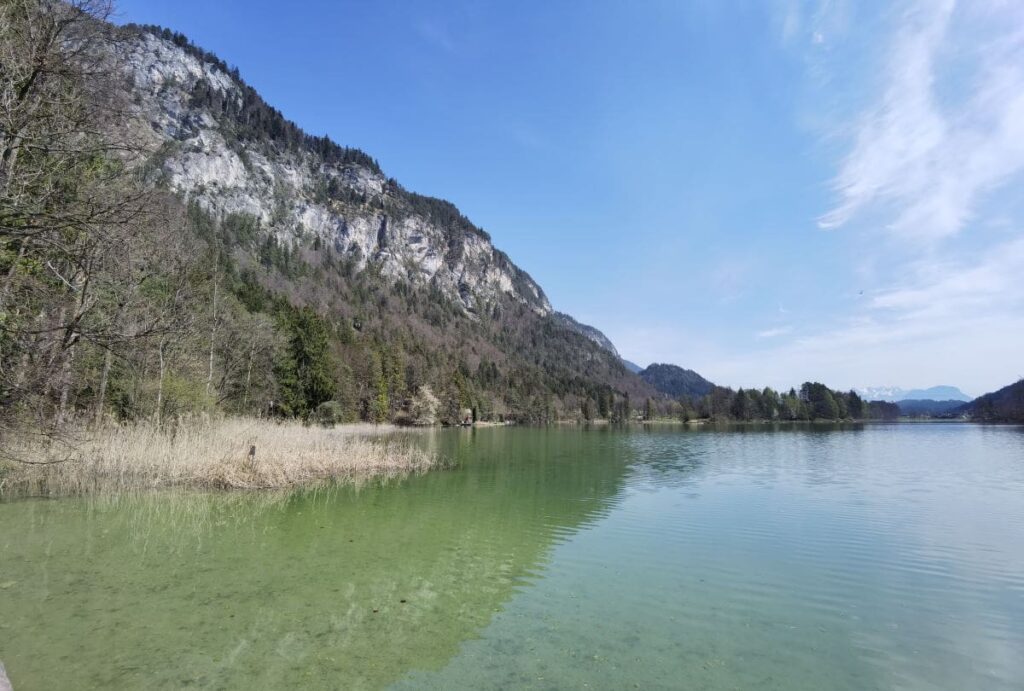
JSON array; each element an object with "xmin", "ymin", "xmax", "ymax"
[
  {"xmin": 779, "ymin": 0, "xmax": 803, "ymax": 44},
  {"xmin": 715, "ymin": 235, "xmax": 1024, "ymax": 393},
  {"xmin": 618, "ymin": 0, "xmax": 1024, "ymax": 393},
  {"xmin": 416, "ymin": 19, "xmax": 458, "ymax": 54},
  {"xmin": 776, "ymin": 0, "xmax": 850, "ymax": 47},
  {"xmin": 708, "ymin": 256, "xmax": 752, "ymax": 303},
  {"xmin": 869, "ymin": 237, "xmax": 1024, "ymax": 317},
  {"xmin": 743, "ymin": 0, "xmax": 1024, "ymax": 393},
  {"xmin": 756, "ymin": 326, "xmax": 793, "ymax": 340},
  {"xmin": 819, "ymin": 0, "xmax": 1024, "ymax": 241},
  {"xmin": 612, "ymin": 232, "xmax": 1024, "ymax": 391}
]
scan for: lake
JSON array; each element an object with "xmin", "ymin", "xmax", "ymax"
[{"xmin": 1, "ymin": 424, "xmax": 1023, "ymax": 689}]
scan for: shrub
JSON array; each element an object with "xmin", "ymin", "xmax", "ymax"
[{"xmin": 314, "ymin": 401, "xmax": 346, "ymax": 427}]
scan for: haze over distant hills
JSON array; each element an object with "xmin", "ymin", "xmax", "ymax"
[
  {"xmin": 896, "ymin": 400, "xmax": 966, "ymax": 417},
  {"xmin": 856, "ymin": 386, "xmax": 971, "ymax": 403}
]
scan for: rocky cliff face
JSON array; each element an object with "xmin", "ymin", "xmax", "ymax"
[
  {"xmin": 118, "ymin": 29, "xmax": 552, "ymax": 317},
  {"xmin": 554, "ymin": 312, "xmax": 620, "ymax": 357}
]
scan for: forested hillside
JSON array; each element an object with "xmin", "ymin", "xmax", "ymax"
[
  {"xmin": 639, "ymin": 364, "xmax": 715, "ymax": 400},
  {"xmin": 963, "ymin": 380, "xmax": 1024, "ymax": 422},
  {"xmin": 0, "ymin": 0, "xmax": 663, "ymax": 442},
  {"xmin": 0, "ymin": 1, "xmax": 909, "ymax": 446}
]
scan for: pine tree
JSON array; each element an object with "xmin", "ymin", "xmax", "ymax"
[
  {"xmin": 372, "ymin": 352, "xmax": 389, "ymax": 422},
  {"xmin": 275, "ymin": 307, "xmax": 336, "ymax": 417}
]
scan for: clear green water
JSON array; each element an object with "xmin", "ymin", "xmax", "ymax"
[{"xmin": 2, "ymin": 424, "xmax": 1023, "ymax": 690}]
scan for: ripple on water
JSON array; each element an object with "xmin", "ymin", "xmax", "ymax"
[{"xmin": 2, "ymin": 424, "xmax": 1023, "ymax": 690}]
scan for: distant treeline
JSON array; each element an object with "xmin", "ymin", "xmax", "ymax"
[{"xmin": 632, "ymin": 383, "xmax": 900, "ymax": 423}]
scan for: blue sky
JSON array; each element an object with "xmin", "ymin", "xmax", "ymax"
[{"xmin": 115, "ymin": 0, "xmax": 1024, "ymax": 396}]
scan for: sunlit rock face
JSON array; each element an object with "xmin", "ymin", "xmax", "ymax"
[{"xmin": 118, "ymin": 31, "xmax": 552, "ymax": 316}]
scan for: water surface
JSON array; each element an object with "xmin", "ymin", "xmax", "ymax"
[{"xmin": 1, "ymin": 424, "xmax": 1023, "ymax": 689}]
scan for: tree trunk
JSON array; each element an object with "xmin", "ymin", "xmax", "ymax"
[
  {"xmin": 206, "ymin": 269, "xmax": 218, "ymax": 396},
  {"xmin": 0, "ymin": 131, "xmax": 24, "ymax": 197},
  {"xmin": 44, "ymin": 306, "xmax": 67, "ymax": 394},
  {"xmin": 95, "ymin": 296, "xmax": 132, "ymax": 427},
  {"xmin": 156, "ymin": 337, "xmax": 166, "ymax": 429},
  {"xmin": 0, "ymin": 243, "xmax": 28, "ymax": 312},
  {"xmin": 95, "ymin": 347, "xmax": 113, "ymax": 427},
  {"xmin": 11, "ymin": 307, "xmax": 47, "ymax": 394},
  {"xmin": 55, "ymin": 340, "xmax": 76, "ymax": 428},
  {"xmin": 243, "ymin": 335, "xmax": 256, "ymax": 410}
]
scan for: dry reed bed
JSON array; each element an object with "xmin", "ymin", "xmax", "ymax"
[{"xmin": 0, "ymin": 419, "xmax": 437, "ymax": 496}]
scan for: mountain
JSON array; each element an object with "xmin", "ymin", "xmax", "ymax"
[
  {"xmin": 123, "ymin": 27, "xmax": 552, "ymax": 318},
  {"xmin": 638, "ymin": 364, "xmax": 715, "ymax": 400},
  {"xmin": 896, "ymin": 400, "xmax": 965, "ymax": 417},
  {"xmin": 856, "ymin": 385, "xmax": 971, "ymax": 402},
  {"xmin": 1, "ymin": 7, "xmax": 665, "ymax": 433},
  {"xmin": 962, "ymin": 380, "xmax": 1024, "ymax": 422},
  {"xmin": 621, "ymin": 360, "xmax": 643, "ymax": 374},
  {"xmin": 903, "ymin": 386, "xmax": 972, "ymax": 401},
  {"xmin": 114, "ymin": 25, "xmax": 667, "ymax": 419},
  {"xmin": 553, "ymin": 313, "xmax": 620, "ymax": 357}
]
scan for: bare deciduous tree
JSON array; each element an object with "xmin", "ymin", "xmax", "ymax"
[{"xmin": 0, "ymin": 0, "xmax": 180, "ymax": 452}]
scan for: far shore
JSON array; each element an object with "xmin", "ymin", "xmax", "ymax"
[
  {"xmin": 559, "ymin": 416, "xmax": 974, "ymax": 426},
  {"xmin": 2, "ymin": 415, "xmax": 989, "ymax": 499}
]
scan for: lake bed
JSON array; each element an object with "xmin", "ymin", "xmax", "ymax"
[{"xmin": 1, "ymin": 424, "xmax": 1022, "ymax": 689}]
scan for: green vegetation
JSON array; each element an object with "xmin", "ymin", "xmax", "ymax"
[
  {"xmin": 131, "ymin": 24, "xmax": 384, "ymax": 175},
  {"xmin": 640, "ymin": 383, "xmax": 897, "ymax": 423},
  {"xmin": 0, "ymin": 0, "xmax": 654, "ymax": 474},
  {"xmin": 963, "ymin": 379, "xmax": 1024, "ymax": 422},
  {"xmin": 0, "ymin": 0, "xmax": 981, "ymax": 482},
  {"xmin": 639, "ymin": 363, "xmax": 715, "ymax": 399}
]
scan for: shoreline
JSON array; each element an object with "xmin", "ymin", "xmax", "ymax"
[
  {"xmin": 0, "ymin": 418, "xmax": 438, "ymax": 499},
  {"xmin": 3, "ymin": 416, "xmax": 998, "ymax": 499},
  {"xmin": 560, "ymin": 417, "xmax": 978, "ymax": 426}
]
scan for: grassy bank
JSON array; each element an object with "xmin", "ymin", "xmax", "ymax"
[{"xmin": 0, "ymin": 419, "xmax": 437, "ymax": 497}]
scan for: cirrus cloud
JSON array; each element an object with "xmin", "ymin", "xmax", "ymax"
[{"xmin": 819, "ymin": 0, "xmax": 1024, "ymax": 242}]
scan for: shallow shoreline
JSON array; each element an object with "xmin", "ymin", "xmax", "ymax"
[{"xmin": 0, "ymin": 419, "xmax": 438, "ymax": 498}]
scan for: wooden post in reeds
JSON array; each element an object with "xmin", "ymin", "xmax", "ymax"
[{"xmin": 247, "ymin": 444, "xmax": 257, "ymax": 472}]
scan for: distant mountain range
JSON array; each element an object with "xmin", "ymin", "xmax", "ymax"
[
  {"xmin": 856, "ymin": 386, "xmax": 971, "ymax": 402},
  {"xmin": 873, "ymin": 380, "xmax": 1024, "ymax": 422},
  {"xmin": 896, "ymin": 399, "xmax": 966, "ymax": 417}
]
